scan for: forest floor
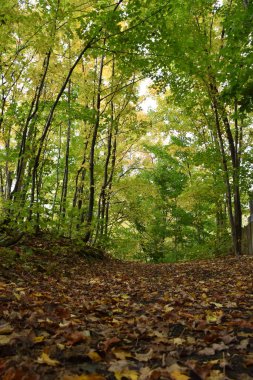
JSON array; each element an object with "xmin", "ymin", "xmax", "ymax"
[{"xmin": 0, "ymin": 235, "xmax": 253, "ymax": 380}]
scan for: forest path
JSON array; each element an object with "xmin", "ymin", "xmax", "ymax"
[{"xmin": 0, "ymin": 245, "xmax": 253, "ymax": 380}]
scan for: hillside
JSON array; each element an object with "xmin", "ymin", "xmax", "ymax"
[{"xmin": 0, "ymin": 237, "xmax": 253, "ymax": 379}]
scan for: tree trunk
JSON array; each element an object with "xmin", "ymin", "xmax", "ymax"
[{"xmin": 84, "ymin": 55, "xmax": 105, "ymax": 243}]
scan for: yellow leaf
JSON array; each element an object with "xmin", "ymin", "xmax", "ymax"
[
  {"xmin": 173, "ymin": 337, "xmax": 185, "ymax": 345},
  {"xmin": 37, "ymin": 352, "xmax": 60, "ymax": 366},
  {"xmin": 186, "ymin": 336, "xmax": 196, "ymax": 344},
  {"xmin": 33, "ymin": 336, "xmax": 45, "ymax": 343},
  {"xmin": 170, "ymin": 370, "xmax": 190, "ymax": 380},
  {"xmin": 87, "ymin": 351, "xmax": 102, "ymax": 362},
  {"xmin": 0, "ymin": 323, "xmax": 13, "ymax": 334},
  {"xmin": 0, "ymin": 335, "xmax": 12, "ymax": 345},
  {"xmin": 206, "ymin": 370, "xmax": 224, "ymax": 380},
  {"xmin": 114, "ymin": 370, "xmax": 138, "ymax": 380},
  {"xmin": 210, "ymin": 302, "xmax": 223, "ymax": 308},
  {"xmin": 206, "ymin": 310, "xmax": 223, "ymax": 323},
  {"xmin": 57, "ymin": 343, "xmax": 65, "ymax": 350},
  {"xmin": 164, "ymin": 305, "xmax": 174, "ymax": 312},
  {"xmin": 113, "ymin": 349, "xmax": 132, "ymax": 360},
  {"xmin": 121, "ymin": 294, "xmax": 130, "ymax": 299},
  {"xmin": 0, "ymin": 282, "xmax": 7, "ymax": 290},
  {"xmin": 112, "ymin": 308, "xmax": 123, "ymax": 313}
]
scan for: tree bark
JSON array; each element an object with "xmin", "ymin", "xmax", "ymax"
[{"xmin": 84, "ymin": 54, "xmax": 105, "ymax": 243}]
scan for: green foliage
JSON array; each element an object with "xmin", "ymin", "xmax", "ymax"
[{"xmin": 0, "ymin": 0, "xmax": 252, "ymax": 261}]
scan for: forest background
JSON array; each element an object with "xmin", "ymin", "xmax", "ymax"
[{"xmin": 0, "ymin": 0, "xmax": 253, "ymax": 261}]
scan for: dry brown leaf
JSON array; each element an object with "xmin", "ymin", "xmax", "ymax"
[
  {"xmin": 66, "ymin": 331, "xmax": 90, "ymax": 346},
  {"xmin": 236, "ymin": 338, "xmax": 249, "ymax": 350},
  {"xmin": 198, "ymin": 347, "xmax": 215, "ymax": 356},
  {"xmin": 244, "ymin": 353, "xmax": 253, "ymax": 366},
  {"xmin": 102, "ymin": 337, "xmax": 120, "ymax": 351},
  {"xmin": 63, "ymin": 375, "xmax": 106, "ymax": 380},
  {"xmin": 212, "ymin": 342, "xmax": 228, "ymax": 352},
  {"xmin": 135, "ymin": 349, "xmax": 153, "ymax": 362}
]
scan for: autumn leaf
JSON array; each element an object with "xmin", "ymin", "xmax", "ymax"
[
  {"xmin": 37, "ymin": 353, "xmax": 60, "ymax": 366},
  {"xmin": 205, "ymin": 310, "xmax": 223, "ymax": 323},
  {"xmin": 244, "ymin": 353, "xmax": 253, "ymax": 366},
  {"xmin": 63, "ymin": 375, "xmax": 106, "ymax": 380},
  {"xmin": 113, "ymin": 348, "xmax": 133, "ymax": 360},
  {"xmin": 0, "ymin": 324, "xmax": 13, "ymax": 335},
  {"xmin": 87, "ymin": 351, "xmax": 103, "ymax": 362},
  {"xmin": 198, "ymin": 347, "xmax": 215, "ymax": 356},
  {"xmin": 108, "ymin": 360, "xmax": 138, "ymax": 380},
  {"xmin": 33, "ymin": 336, "xmax": 45, "ymax": 343},
  {"xmin": 135, "ymin": 349, "xmax": 153, "ymax": 362},
  {"xmin": 173, "ymin": 337, "xmax": 185, "ymax": 346},
  {"xmin": 170, "ymin": 371, "xmax": 190, "ymax": 380},
  {"xmin": 164, "ymin": 305, "xmax": 174, "ymax": 312},
  {"xmin": 0, "ymin": 335, "xmax": 12, "ymax": 345},
  {"xmin": 66, "ymin": 331, "xmax": 90, "ymax": 346},
  {"xmin": 114, "ymin": 370, "xmax": 138, "ymax": 380},
  {"xmin": 102, "ymin": 337, "xmax": 120, "ymax": 351}
]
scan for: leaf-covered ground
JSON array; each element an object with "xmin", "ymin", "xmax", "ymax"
[{"xmin": 0, "ymin": 237, "xmax": 253, "ymax": 380}]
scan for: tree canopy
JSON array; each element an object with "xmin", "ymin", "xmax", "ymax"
[{"xmin": 0, "ymin": 0, "xmax": 253, "ymax": 260}]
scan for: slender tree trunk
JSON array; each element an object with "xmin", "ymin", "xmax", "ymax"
[
  {"xmin": 94, "ymin": 57, "xmax": 115, "ymax": 243},
  {"xmin": 210, "ymin": 89, "xmax": 241, "ymax": 255},
  {"xmin": 60, "ymin": 79, "xmax": 71, "ymax": 220},
  {"xmin": 52, "ymin": 124, "xmax": 62, "ymax": 220},
  {"xmin": 12, "ymin": 50, "xmax": 52, "ymax": 199},
  {"xmin": 84, "ymin": 55, "xmax": 105, "ymax": 243}
]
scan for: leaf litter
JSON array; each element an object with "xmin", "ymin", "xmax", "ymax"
[{"xmin": 0, "ymin": 239, "xmax": 253, "ymax": 379}]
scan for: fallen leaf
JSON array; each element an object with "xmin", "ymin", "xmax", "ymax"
[
  {"xmin": 164, "ymin": 305, "xmax": 174, "ymax": 312},
  {"xmin": 33, "ymin": 336, "xmax": 45, "ymax": 343},
  {"xmin": 113, "ymin": 348, "xmax": 133, "ymax": 360},
  {"xmin": 87, "ymin": 351, "xmax": 103, "ymax": 362},
  {"xmin": 0, "ymin": 335, "xmax": 12, "ymax": 345},
  {"xmin": 206, "ymin": 310, "xmax": 223, "ymax": 324},
  {"xmin": 212, "ymin": 342, "xmax": 228, "ymax": 352},
  {"xmin": 237, "ymin": 338, "xmax": 249, "ymax": 350},
  {"xmin": 114, "ymin": 370, "xmax": 138, "ymax": 380},
  {"xmin": 206, "ymin": 370, "xmax": 224, "ymax": 380},
  {"xmin": 63, "ymin": 375, "xmax": 106, "ymax": 380},
  {"xmin": 66, "ymin": 331, "xmax": 90, "ymax": 346},
  {"xmin": 2, "ymin": 367, "xmax": 39, "ymax": 380},
  {"xmin": 173, "ymin": 337, "xmax": 185, "ymax": 345},
  {"xmin": 170, "ymin": 371, "xmax": 190, "ymax": 380},
  {"xmin": 186, "ymin": 336, "xmax": 196, "ymax": 344},
  {"xmin": 0, "ymin": 282, "xmax": 7, "ymax": 290},
  {"xmin": 244, "ymin": 353, "xmax": 253, "ymax": 366},
  {"xmin": 198, "ymin": 347, "xmax": 215, "ymax": 356},
  {"xmin": 135, "ymin": 349, "xmax": 153, "ymax": 362},
  {"xmin": 102, "ymin": 337, "xmax": 120, "ymax": 351},
  {"xmin": 37, "ymin": 352, "xmax": 60, "ymax": 366},
  {"xmin": 210, "ymin": 302, "xmax": 223, "ymax": 308},
  {"xmin": 0, "ymin": 324, "xmax": 13, "ymax": 335}
]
